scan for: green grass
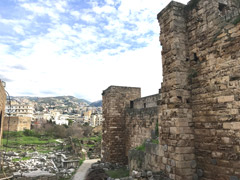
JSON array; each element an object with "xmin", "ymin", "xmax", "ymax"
[
  {"xmin": 2, "ymin": 131, "xmax": 58, "ymax": 146},
  {"xmin": 106, "ymin": 168, "xmax": 129, "ymax": 178},
  {"xmin": 12, "ymin": 157, "xmax": 31, "ymax": 162},
  {"xmin": 79, "ymin": 156, "xmax": 85, "ymax": 166},
  {"xmin": 80, "ymin": 135, "xmax": 102, "ymax": 142},
  {"xmin": 2, "ymin": 136, "xmax": 57, "ymax": 146},
  {"xmin": 85, "ymin": 144, "xmax": 95, "ymax": 148}
]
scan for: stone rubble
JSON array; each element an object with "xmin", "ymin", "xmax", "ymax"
[
  {"xmin": 1, "ymin": 150, "xmax": 81, "ymax": 179},
  {"xmin": 87, "ymin": 161, "xmax": 169, "ymax": 180}
]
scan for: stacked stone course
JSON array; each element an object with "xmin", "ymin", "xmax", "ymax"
[
  {"xmin": 102, "ymin": 0, "xmax": 240, "ymax": 179},
  {"xmin": 3, "ymin": 116, "xmax": 31, "ymax": 132},
  {"xmin": 102, "ymin": 86, "xmax": 141, "ymax": 165}
]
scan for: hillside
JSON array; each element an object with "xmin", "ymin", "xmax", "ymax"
[
  {"xmin": 90, "ymin": 100, "xmax": 102, "ymax": 107},
  {"xmin": 13, "ymin": 96, "xmax": 90, "ymax": 105}
]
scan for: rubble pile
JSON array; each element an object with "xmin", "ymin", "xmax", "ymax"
[
  {"xmin": 2, "ymin": 150, "xmax": 80, "ymax": 179},
  {"xmin": 86, "ymin": 161, "xmax": 168, "ymax": 180}
]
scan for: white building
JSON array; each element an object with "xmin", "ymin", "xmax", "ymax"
[
  {"xmin": 5, "ymin": 103, "xmax": 34, "ymax": 119},
  {"xmin": 49, "ymin": 110, "xmax": 69, "ymax": 126},
  {"xmin": 89, "ymin": 114, "xmax": 103, "ymax": 127},
  {"xmin": 34, "ymin": 112, "xmax": 51, "ymax": 121},
  {"xmin": 55, "ymin": 114, "xmax": 69, "ymax": 125}
]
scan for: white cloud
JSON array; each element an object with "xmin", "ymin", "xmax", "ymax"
[
  {"xmin": 93, "ymin": 5, "xmax": 116, "ymax": 14},
  {"xmin": 80, "ymin": 14, "xmax": 96, "ymax": 23},
  {"xmin": 0, "ymin": 0, "xmax": 192, "ymax": 101},
  {"xmin": 13, "ymin": 25, "xmax": 25, "ymax": 35},
  {"xmin": 20, "ymin": 0, "xmax": 68, "ymax": 22},
  {"xmin": 70, "ymin": 11, "xmax": 80, "ymax": 18}
]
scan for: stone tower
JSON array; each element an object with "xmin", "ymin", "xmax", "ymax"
[
  {"xmin": 102, "ymin": 86, "xmax": 141, "ymax": 164},
  {"xmin": 157, "ymin": 2, "xmax": 196, "ymax": 179}
]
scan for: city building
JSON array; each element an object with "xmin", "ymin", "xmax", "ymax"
[{"xmin": 5, "ymin": 103, "xmax": 34, "ymax": 119}]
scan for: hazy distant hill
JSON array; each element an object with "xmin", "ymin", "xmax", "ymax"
[
  {"xmin": 13, "ymin": 96, "xmax": 91, "ymax": 105},
  {"xmin": 89, "ymin": 100, "xmax": 102, "ymax": 107}
]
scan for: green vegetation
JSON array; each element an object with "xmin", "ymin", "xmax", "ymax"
[
  {"xmin": 135, "ymin": 143, "xmax": 146, "ymax": 152},
  {"xmin": 151, "ymin": 139, "xmax": 159, "ymax": 144},
  {"xmin": 12, "ymin": 157, "xmax": 31, "ymax": 162},
  {"xmin": 80, "ymin": 135, "xmax": 101, "ymax": 142},
  {"xmin": 2, "ymin": 134, "xmax": 56, "ymax": 146},
  {"xmin": 106, "ymin": 168, "xmax": 129, "ymax": 178},
  {"xmin": 79, "ymin": 155, "xmax": 85, "ymax": 166}
]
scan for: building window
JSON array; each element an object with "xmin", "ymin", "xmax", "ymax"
[
  {"xmin": 218, "ymin": 3, "xmax": 228, "ymax": 15},
  {"xmin": 144, "ymin": 103, "xmax": 146, "ymax": 108},
  {"xmin": 130, "ymin": 101, "xmax": 134, "ymax": 109}
]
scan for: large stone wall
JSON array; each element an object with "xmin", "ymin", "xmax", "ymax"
[
  {"xmin": 102, "ymin": 0, "xmax": 240, "ymax": 179},
  {"xmin": 0, "ymin": 80, "xmax": 6, "ymax": 144},
  {"xmin": 125, "ymin": 107, "xmax": 158, "ymax": 155},
  {"xmin": 3, "ymin": 116, "xmax": 31, "ymax": 132},
  {"xmin": 184, "ymin": 0, "xmax": 240, "ymax": 179}
]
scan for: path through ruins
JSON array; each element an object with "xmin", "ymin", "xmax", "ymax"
[{"xmin": 72, "ymin": 159, "xmax": 99, "ymax": 180}]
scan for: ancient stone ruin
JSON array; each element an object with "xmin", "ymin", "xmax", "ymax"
[
  {"xmin": 102, "ymin": 0, "xmax": 240, "ymax": 179},
  {"xmin": 0, "ymin": 80, "xmax": 6, "ymax": 145}
]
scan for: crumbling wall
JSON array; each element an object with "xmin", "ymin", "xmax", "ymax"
[
  {"xmin": 3, "ymin": 117, "xmax": 31, "ymax": 131},
  {"xmin": 0, "ymin": 80, "xmax": 6, "ymax": 144},
  {"xmin": 125, "ymin": 107, "xmax": 158, "ymax": 155}
]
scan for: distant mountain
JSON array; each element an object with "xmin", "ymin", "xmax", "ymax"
[
  {"xmin": 13, "ymin": 96, "xmax": 91, "ymax": 105},
  {"xmin": 90, "ymin": 100, "xmax": 102, "ymax": 107}
]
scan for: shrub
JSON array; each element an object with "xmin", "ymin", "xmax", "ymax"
[{"xmin": 135, "ymin": 143, "xmax": 146, "ymax": 151}]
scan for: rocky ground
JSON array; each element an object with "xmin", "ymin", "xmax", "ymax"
[
  {"xmin": 1, "ymin": 147, "xmax": 81, "ymax": 179},
  {"xmin": 85, "ymin": 161, "xmax": 169, "ymax": 180},
  {"xmin": 0, "ymin": 133, "xmax": 101, "ymax": 179}
]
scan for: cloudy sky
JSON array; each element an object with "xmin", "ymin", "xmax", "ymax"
[{"xmin": 0, "ymin": 0, "xmax": 189, "ymax": 102}]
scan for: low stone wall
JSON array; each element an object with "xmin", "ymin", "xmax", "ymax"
[
  {"xmin": 129, "ymin": 142, "xmax": 163, "ymax": 173},
  {"xmin": 125, "ymin": 107, "xmax": 158, "ymax": 156},
  {"xmin": 132, "ymin": 94, "xmax": 161, "ymax": 109},
  {"xmin": 3, "ymin": 116, "xmax": 31, "ymax": 132}
]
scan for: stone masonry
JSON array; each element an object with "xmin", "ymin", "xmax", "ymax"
[
  {"xmin": 0, "ymin": 80, "xmax": 6, "ymax": 145},
  {"xmin": 102, "ymin": 86, "xmax": 141, "ymax": 164},
  {"xmin": 102, "ymin": 0, "xmax": 240, "ymax": 179},
  {"xmin": 3, "ymin": 116, "xmax": 31, "ymax": 132}
]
